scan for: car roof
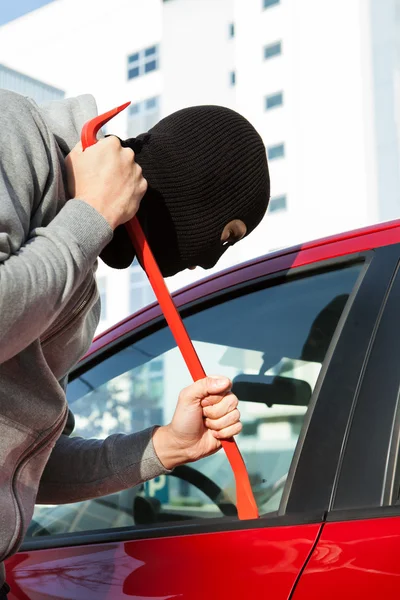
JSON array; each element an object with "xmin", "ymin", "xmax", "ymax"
[{"xmin": 88, "ymin": 218, "xmax": 400, "ymax": 357}]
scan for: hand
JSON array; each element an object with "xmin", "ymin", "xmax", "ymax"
[
  {"xmin": 65, "ymin": 136, "xmax": 147, "ymax": 230},
  {"xmin": 152, "ymin": 376, "xmax": 242, "ymax": 470}
]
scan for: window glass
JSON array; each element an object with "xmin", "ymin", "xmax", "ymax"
[
  {"xmin": 269, "ymin": 195, "xmax": 287, "ymax": 213},
  {"xmin": 28, "ymin": 264, "xmax": 362, "ymax": 538},
  {"xmin": 264, "ymin": 41, "xmax": 282, "ymax": 60},
  {"xmin": 127, "ymin": 45, "xmax": 159, "ymax": 80},
  {"xmin": 129, "ymin": 259, "xmax": 156, "ymax": 315},
  {"xmin": 263, "ymin": 0, "xmax": 280, "ymax": 9},
  {"xmin": 128, "ymin": 67, "xmax": 140, "ymax": 80},
  {"xmin": 128, "ymin": 52, "xmax": 140, "ymax": 64},
  {"xmin": 97, "ymin": 277, "xmax": 107, "ymax": 322},
  {"xmin": 265, "ymin": 91, "xmax": 283, "ymax": 110},
  {"xmin": 145, "ymin": 96, "xmax": 158, "ymax": 110},
  {"xmin": 129, "ymin": 103, "xmax": 140, "ymax": 115},
  {"xmin": 0, "ymin": 64, "xmax": 64, "ymax": 105},
  {"xmin": 145, "ymin": 46, "xmax": 157, "ymax": 57},
  {"xmin": 144, "ymin": 60, "xmax": 157, "ymax": 73},
  {"xmin": 127, "ymin": 97, "xmax": 161, "ymax": 137},
  {"xmin": 268, "ymin": 143, "xmax": 285, "ymax": 160}
]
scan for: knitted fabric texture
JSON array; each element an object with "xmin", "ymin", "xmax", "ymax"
[{"xmin": 100, "ymin": 105, "xmax": 270, "ymax": 276}]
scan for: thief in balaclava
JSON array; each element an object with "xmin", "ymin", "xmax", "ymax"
[
  {"xmin": 0, "ymin": 93, "xmax": 271, "ymax": 593},
  {"xmin": 100, "ymin": 105, "xmax": 270, "ymax": 276}
]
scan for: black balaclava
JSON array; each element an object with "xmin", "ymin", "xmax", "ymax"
[{"xmin": 100, "ymin": 105, "xmax": 270, "ymax": 277}]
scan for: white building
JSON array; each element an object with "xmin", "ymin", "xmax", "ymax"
[
  {"xmin": 0, "ymin": 0, "xmax": 399, "ymax": 332},
  {"xmin": 0, "ymin": 62, "xmax": 64, "ymax": 104}
]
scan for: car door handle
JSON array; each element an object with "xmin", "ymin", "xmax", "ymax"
[{"xmin": 81, "ymin": 103, "xmax": 259, "ymax": 520}]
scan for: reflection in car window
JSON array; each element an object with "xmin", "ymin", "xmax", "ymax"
[{"xmin": 28, "ymin": 263, "xmax": 362, "ymax": 538}]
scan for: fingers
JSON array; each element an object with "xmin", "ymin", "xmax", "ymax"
[
  {"xmin": 209, "ymin": 421, "xmax": 242, "ymax": 440},
  {"xmin": 202, "ymin": 392, "xmax": 238, "ymax": 418},
  {"xmin": 203, "ymin": 391, "xmax": 241, "ymax": 439},
  {"xmin": 200, "ymin": 383, "xmax": 241, "ymax": 440},
  {"xmin": 179, "ymin": 376, "xmax": 232, "ymax": 405},
  {"xmin": 101, "ymin": 134, "xmax": 122, "ymax": 148},
  {"xmin": 204, "ymin": 407, "xmax": 240, "ymax": 432}
]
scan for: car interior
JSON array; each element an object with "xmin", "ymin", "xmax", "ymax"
[{"xmin": 27, "ymin": 264, "xmax": 361, "ymax": 538}]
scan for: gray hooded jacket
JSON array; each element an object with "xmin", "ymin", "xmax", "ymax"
[{"xmin": 0, "ymin": 90, "xmax": 168, "ymax": 586}]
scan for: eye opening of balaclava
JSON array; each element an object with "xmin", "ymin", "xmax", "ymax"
[{"xmin": 99, "ymin": 105, "xmax": 270, "ymax": 277}]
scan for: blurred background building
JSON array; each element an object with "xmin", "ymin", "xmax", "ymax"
[{"xmin": 1, "ymin": 0, "xmax": 399, "ymax": 332}]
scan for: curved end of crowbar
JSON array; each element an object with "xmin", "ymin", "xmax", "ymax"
[{"xmin": 81, "ymin": 101, "xmax": 131, "ymax": 150}]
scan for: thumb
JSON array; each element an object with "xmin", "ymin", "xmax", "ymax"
[{"xmin": 179, "ymin": 376, "xmax": 232, "ymax": 405}]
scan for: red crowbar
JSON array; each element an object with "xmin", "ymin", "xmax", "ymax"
[{"xmin": 81, "ymin": 102, "xmax": 259, "ymax": 520}]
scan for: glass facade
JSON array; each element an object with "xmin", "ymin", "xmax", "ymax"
[{"xmin": 0, "ymin": 63, "xmax": 64, "ymax": 105}]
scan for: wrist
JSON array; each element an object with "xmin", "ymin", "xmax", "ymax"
[
  {"xmin": 152, "ymin": 425, "xmax": 189, "ymax": 470},
  {"xmin": 76, "ymin": 198, "xmax": 119, "ymax": 230}
]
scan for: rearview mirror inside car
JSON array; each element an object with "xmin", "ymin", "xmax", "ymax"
[{"xmin": 232, "ymin": 374, "xmax": 311, "ymax": 407}]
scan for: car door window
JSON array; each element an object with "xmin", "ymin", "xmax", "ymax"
[{"xmin": 27, "ymin": 262, "xmax": 363, "ymax": 538}]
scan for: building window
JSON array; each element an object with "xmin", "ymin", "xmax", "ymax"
[
  {"xmin": 265, "ymin": 91, "xmax": 283, "ymax": 110},
  {"xmin": 263, "ymin": 0, "xmax": 280, "ymax": 9},
  {"xmin": 129, "ymin": 259, "xmax": 156, "ymax": 315},
  {"xmin": 229, "ymin": 22, "xmax": 235, "ymax": 38},
  {"xmin": 127, "ymin": 45, "xmax": 160, "ymax": 80},
  {"xmin": 97, "ymin": 277, "xmax": 107, "ymax": 322},
  {"xmin": 269, "ymin": 194, "xmax": 287, "ymax": 213},
  {"xmin": 267, "ymin": 143, "xmax": 285, "ymax": 160},
  {"xmin": 230, "ymin": 71, "xmax": 236, "ymax": 86},
  {"xmin": 264, "ymin": 41, "xmax": 282, "ymax": 60},
  {"xmin": 127, "ymin": 96, "xmax": 160, "ymax": 137}
]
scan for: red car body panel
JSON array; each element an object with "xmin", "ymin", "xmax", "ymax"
[
  {"xmin": 6, "ymin": 524, "xmax": 321, "ymax": 599},
  {"xmin": 292, "ymin": 517, "xmax": 400, "ymax": 599},
  {"xmin": 6, "ymin": 220, "xmax": 400, "ymax": 598}
]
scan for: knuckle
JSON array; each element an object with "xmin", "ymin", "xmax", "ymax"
[
  {"xmin": 204, "ymin": 405, "xmax": 214, "ymax": 418},
  {"xmin": 212, "ymin": 404, "xmax": 221, "ymax": 417},
  {"xmin": 108, "ymin": 135, "xmax": 120, "ymax": 147},
  {"xmin": 208, "ymin": 419, "xmax": 217, "ymax": 431},
  {"xmin": 228, "ymin": 394, "xmax": 238, "ymax": 411},
  {"xmin": 206, "ymin": 376, "xmax": 214, "ymax": 389}
]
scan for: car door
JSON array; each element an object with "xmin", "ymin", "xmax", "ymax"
[
  {"xmin": 6, "ymin": 239, "xmax": 397, "ymax": 600},
  {"xmin": 292, "ymin": 242, "xmax": 400, "ymax": 600}
]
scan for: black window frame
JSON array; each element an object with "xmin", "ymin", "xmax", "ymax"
[
  {"xmin": 21, "ymin": 250, "xmax": 389, "ymax": 552},
  {"xmin": 328, "ymin": 244, "xmax": 400, "ymax": 517}
]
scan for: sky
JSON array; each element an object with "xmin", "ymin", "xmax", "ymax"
[{"xmin": 0, "ymin": 0, "xmax": 55, "ymax": 26}]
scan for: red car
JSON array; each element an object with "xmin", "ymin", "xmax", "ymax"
[{"xmin": 6, "ymin": 220, "xmax": 400, "ymax": 599}]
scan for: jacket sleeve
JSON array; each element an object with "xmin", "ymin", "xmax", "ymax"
[
  {"xmin": 36, "ymin": 429, "xmax": 170, "ymax": 504},
  {"xmin": 0, "ymin": 92, "xmax": 113, "ymax": 365}
]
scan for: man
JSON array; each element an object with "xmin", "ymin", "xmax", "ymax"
[{"xmin": 0, "ymin": 90, "xmax": 269, "ymax": 596}]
